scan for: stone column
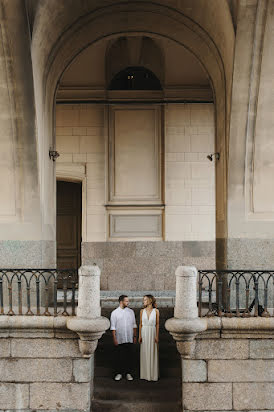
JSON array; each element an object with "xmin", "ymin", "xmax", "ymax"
[
  {"xmin": 174, "ymin": 266, "xmax": 199, "ymax": 319},
  {"xmin": 227, "ymin": 0, "xmax": 274, "ymax": 269},
  {"xmin": 165, "ymin": 266, "xmax": 207, "ymax": 411},
  {"xmin": 67, "ymin": 265, "xmax": 109, "ymax": 357},
  {"xmin": 77, "ymin": 265, "xmax": 101, "ymax": 319},
  {"xmin": 165, "ymin": 266, "xmax": 207, "ymax": 358},
  {"xmin": 0, "ymin": 0, "xmax": 56, "ymax": 268}
]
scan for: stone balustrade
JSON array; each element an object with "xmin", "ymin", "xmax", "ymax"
[
  {"xmin": 67, "ymin": 265, "xmax": 110, "ymax": 357},
  {"xmin": 0, "ymin": 265, "xmax": 109, "ymax": 411},
  {"xmin": 165, "ymin": 266, "xmax": 207, "ymax": 358},
  {"xmin": 165, "ymin": 266, "xmax": 274, "ymax": 412}
]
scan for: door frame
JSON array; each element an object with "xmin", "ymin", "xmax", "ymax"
[{"xmin": 56, "ymin": 163, "xmax": 87, "ymax": 243}]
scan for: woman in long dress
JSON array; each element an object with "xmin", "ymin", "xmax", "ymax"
[{"xmin": 139, "ymin": 294, "xmax": 159, "ymax": 381}]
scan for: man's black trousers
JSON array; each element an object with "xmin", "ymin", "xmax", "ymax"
[{"xmin": 114, "ymin": 343, "xmax": 134, "ymax": 376}]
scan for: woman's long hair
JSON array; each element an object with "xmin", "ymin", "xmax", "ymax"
[{"xmin": 144, "ymin": 294, "xmax": 157, "ymax": 308}]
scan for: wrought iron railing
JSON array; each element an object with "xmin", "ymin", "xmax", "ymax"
[
  {"xmin": 0, "ymin": 269, "xmax": 78, "ymax": 316},
  {"xmin": 198, "ymin": 270, "xmax": 274, "ymax": 317},
  {"xmin": 2, "ymin": 268, "xmax": 274, "ymax": 318}
]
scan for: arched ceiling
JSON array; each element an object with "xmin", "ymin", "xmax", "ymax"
[
  {"xmin": 30, "ymin": 0, "xmax": 235, "ymax": 130},
  {"xmin": 59, "ymin": 35, "xmax": 211, "ymax": 94},
  {"xmin": 30, "ymin": 0, "xmax": 235, "ymax": 95}
]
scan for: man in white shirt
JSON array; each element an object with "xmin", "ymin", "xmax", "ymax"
[{"xmin": 110, "ymin": 295, "xmax": 137, "ymax": 381}]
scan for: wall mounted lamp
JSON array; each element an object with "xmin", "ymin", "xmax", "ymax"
[
  {"xmin": 49, "ymin": 149, "xmax": 60, "ymax": 161},
  {"xmin": 207, "ymin": 152, "xmax": 220, "ymax": 162}
]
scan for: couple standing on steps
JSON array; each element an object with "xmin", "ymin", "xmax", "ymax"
[{"xmin": 110, "ymin": 294, "xmax": 159, "ymax": 382}]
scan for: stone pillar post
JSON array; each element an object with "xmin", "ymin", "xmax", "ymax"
[
  {"xmin": 166, "ymin": 266, "xmax": 208, "ymax": 411},
  {"xmin": 77, "ymin": 265, "xmax": 101, "ymax": 318},
  {"xmin": 165, "ymin": 266, "xmax": 207, "ymax": 358},
  {"xmin": 67, "ymin": 265, "xmax": 109, "ymax": 357},
  {"xmin": 174, "ymin": 266, "xmax": 198, "ymax": 319}
]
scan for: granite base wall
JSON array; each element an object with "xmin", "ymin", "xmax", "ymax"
[
  {"xmin": 182, "ymin": 332, "xmax": 274, "ymax": 412},
  {"xmin": 227, "ymin": 238, "xmax": 274, "ymax": 269},
  {"xmin": 0, "ymin": 331, "xmax": 93, "ymax": 412},
  {"xmin": 82, "ymin": 241, "xmax": 216, "ymax": 290},
  {"xmin": 0, "ymin": 240, "xmax": 56, "ymax": 268}
]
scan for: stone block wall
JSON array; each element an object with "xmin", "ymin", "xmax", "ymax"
[
  {"xmin": 0, "ymin": 332, "xmax": 93, "ymax": 411},
  {"xmin": 56, "ymin": 104, "xmax": 106, "ymax": 242},
  {"xmin": 56, "ymin": 103, "xmax": 216, "ymax": 290},
  {"xmin": 56, "ymin": 103, "xmax": 215, "ymax": 244},
  {"xmin": 82, "ymin": 240, "xmax": 215, "ymax": 290},
  {"xmin": 165, "ymin": 104, "xmax": 215, "ymax": 242},
  {"xmin": 183, "ymin": 336, "xmax": 274, "ymax": 411}
]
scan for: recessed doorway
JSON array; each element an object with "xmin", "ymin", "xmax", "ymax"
[{"xmin": 56, "ymin": 180, "xmax": 82, "ymax": 270}]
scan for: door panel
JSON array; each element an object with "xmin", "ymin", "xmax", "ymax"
[
  {"xmin": 57, "ymin": 215, "xmax": 78, "ymax": 250},
  {"xmin": 57, "ymin": 181, "xmax": 82, "ymax": 270},
  {"xmin": 57, "ymin": 255, "xmax": 78, "ymax": 270}
]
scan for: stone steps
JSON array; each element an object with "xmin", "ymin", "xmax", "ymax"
[
  {"xmin": 95, "ymin": 341, "xmax": 178, "ymax": 361},
  {"xmin": 95, "ymin": 366, "xmax": 181, "ymax": 379},
  {"xmin": 99, "ymin": 329, "xmax": 175, "ymax": 343},
  {"xmin": 91, "ymin": 399, "xmax": 182, "ymax": 412},
  {"xmin": 92, "ymin": 304, "xmax": 182, "ymax": 411},
  {"xmin": 93, "ymin": 377, "xmax": 181, "ymax": 401},
  {"xmin": 95, "ymin": 357, "xmax": 180, "ymax": 370}
]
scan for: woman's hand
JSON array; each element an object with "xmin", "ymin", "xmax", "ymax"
[
  {"xmin": 138, "ymin": 337, "xmax": 142, "ymax": 344},
  {"xmin": 155, "ymin": 336, "xmax": 159, "ymax": 344}
]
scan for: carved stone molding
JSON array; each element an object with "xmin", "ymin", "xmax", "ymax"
[{"xmin": 67, "ymin": 316, "xmax": 110, "ymax": 358}]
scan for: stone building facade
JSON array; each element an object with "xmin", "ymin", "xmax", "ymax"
[
  {"xmin": 1, "ymin": 0, "xmax": 274, "ymax": 278},
  {"xmin": 0, "ymin": 1, "xmax": 273, "ymax": 411}
]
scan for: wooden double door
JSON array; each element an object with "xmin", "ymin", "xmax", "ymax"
[{"xmin": 56, "ymin": 181, "xmax": 82, "ymax": 270}]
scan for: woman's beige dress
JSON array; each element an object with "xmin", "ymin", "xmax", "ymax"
[{"xmin": 140, "ymin": 308, "xmax": 159, "ymax": 381}]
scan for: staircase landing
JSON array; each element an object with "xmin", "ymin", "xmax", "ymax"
[{"xmin": 92, "ymin": 377, "xmax": 181, "ymax": 411}]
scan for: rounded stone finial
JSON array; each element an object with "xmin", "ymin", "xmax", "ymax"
[
  {"xmin": 79, "ymin": 265, "xmax": 101, "ymax": 277},
  {"xmin": 175, "ymin": 266, "xmax": 198, "ymax": 278},
  {"xmin": 175, "ymin": 266, "xmax": 198, "ymax": 319}
]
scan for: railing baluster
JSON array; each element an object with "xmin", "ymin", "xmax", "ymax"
[
  {"xmin": 198, "ymin": 272, "xmax": 203, "ymax": 317},
  {"xmin": 254, "ymin": 275, "xmax": 259, "ymax": 317},
  {"xmin": 262, "ymin": 274, "xmax": 270, "ymax": 317},
  {"xmin": 44, "ymin": 283, "xmax": 50, "ymax": 316},
  {"xmin": 217, "ymin": 274, "xmax": 222, "ymax": 316},
  {"xmin": 206, "ymin": 276, "xmax": 215, "ymax": 317},
  {"xmin": 236, "ymin": 276, "xmax": 240, "ymax": 317},
  {"xmin": 26, "ymin": 284, "xmax": 33, "ymax": 315},
  {"xmin": 243, "ymin": 287, "xmax": 250, "ymax": 317},
  {"xmin": 62, "ymin": 276, "xmax": 69, "ymax": 316},
  {"xmin": 71, "ymin": 276, "xmax": 76, "ymax": 317},
  {"xmin": 7, "ymin": 276, "xmax": 14, "ymax": 315},
  {"xmin": 54, "ymin": 275, "xmax": 58, "ymax": 317},
  {"xmin": 0, "ymin": 273, "xmax": 3, "ymax": 315},
  {"xmin": 227, "ymin": 287, "xmax": 232, "ymax": 317},
  {"xmin": 36, "ymin": 274, "xmax": 40, "ymax": 316},
  {"xmin": 18, "ymin": 276, "xmax": 22, "ymax": 315}
]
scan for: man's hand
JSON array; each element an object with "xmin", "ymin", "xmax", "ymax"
[
  {"xmin": 112, "ymin": 330, "xmax": 118, "ymax": 346},
  {"xmin": 133, "ymin": 336, "xmax": 137, "ymax": 344}
]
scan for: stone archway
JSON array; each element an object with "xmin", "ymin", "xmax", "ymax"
[{"xmin": 31, "ymin": 2, "xmax": 234, "ymax": 268}]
